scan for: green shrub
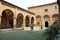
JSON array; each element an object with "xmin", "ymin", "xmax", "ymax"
[{"xmin": 46, "ymin": 21, "xmax": 59, "ymax": 40}]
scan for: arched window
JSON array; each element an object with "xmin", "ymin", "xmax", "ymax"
[
  {"xmin": 36, "ymin": 15, "xmax": 41, "ymax": 22},
  {"xmin": 52, "ymin": 14, "xmax": 59, "ymax": 22},
  {"xmin": 44, "ymin": 15, "xmax": 50, "ymax": 21}
]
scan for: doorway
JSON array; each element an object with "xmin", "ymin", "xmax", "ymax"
[{"xmin": 45, "ymin": 21, "xmax": 49, "ymax": 27}]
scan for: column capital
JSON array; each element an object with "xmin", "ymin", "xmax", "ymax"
[
  {"xmin": 13, "ymin": 17, "xmax": 17, "ymax": 19},
  {"xmin": 13, "ymin": 15, "xmax": 17, "ymax": 19}
]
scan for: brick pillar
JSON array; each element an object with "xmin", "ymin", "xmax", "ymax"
[{"xmin": 13, "ymin": 18, "xmax": 16, "ymax": 30}]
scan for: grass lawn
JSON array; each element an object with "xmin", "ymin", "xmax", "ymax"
[{"xmin": 0, "ymin": 30, "xmax": 47, "ymax": 40}]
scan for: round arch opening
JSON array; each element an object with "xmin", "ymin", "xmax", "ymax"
[
  {"xmin": 52, "ymin": 14, "xmax": 59, "ymax": 22},
  {"xmin": 17, "ymin": 13, "xmax": 23, "ymax": 28},
  {"xmin": 43, "ymin": 15, "xmax": 50, "ymax": 21},
  {"xmin": 31, "ymin": 17, "xmax": 34, "ymax": 24},
  {"xmin": 25, "ymin": 15, "xmax": 30, "ymax": 27},
  {"xmin": 1, "ymin": 9, "xmax": 14, "ymax": 29}
]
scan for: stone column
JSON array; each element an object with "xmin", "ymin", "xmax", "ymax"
[
  {"xmin": 29, "ymin": 17, "xmax": 31, "ymax": 27},
  {"xmin": 57, "ymin": 0, "xmax": 60, "ymax": 29},
  {"xmin": 34, "ymin": 17, "xmax": 36, "ymax": 27},
  {"xmin": 50, "ymin": 16, "xmax": 53, "ymax": 26},
  {"xmin": 41, "ymin": 16, "xmax": 44, "ymax": 29},
  {"xmin": 22, "ymin": 17, "xmax": 25, "ymax": 30},
  {"xmin": 13, "ymin": 18, "xmax": 16, "ymax": 30}
]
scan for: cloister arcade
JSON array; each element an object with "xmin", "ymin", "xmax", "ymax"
[
  {"xmin": 0, "ymin": 0, "xmax": 59, "ymax": 30},
  {"xmin": 0, "ymin": 9, "xmax": 35, "ymax": 29}
]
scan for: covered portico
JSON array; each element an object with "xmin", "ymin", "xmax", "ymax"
[{"xmin": 0, "ymin": 0, "xmax": 35, "ymax": 31}]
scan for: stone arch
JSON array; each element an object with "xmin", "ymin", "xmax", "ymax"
[
  {"xmin": 17, "ymin": 13, "xmax": 24, "ymax": 28},
  {"xmin": 25, "ymin": 15, "xmax": 30, "ymax": 27},
  {"xmin": 31, "ymin": 17, "xmax": 34, "ymax": 24},
  {"xmin": 36, "ymin": 15, "xmax": 41, "ymax": 21},
  {"xmin": 1, "ymin": 9, "xmax": 14, "ymax": 29},
  {"xmin": 52, "ymin": 14, "xmax": 59, "ymax": 21},
  {"xmin": 43, "ymin": 15, "xmax": 50, "ymax": 21},
  {"xmin": 36, "ymin": 15, "xmax": 42, "ymax": 26}
]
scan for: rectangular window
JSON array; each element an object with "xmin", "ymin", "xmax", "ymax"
[
  {"xmin": 55, "ymin": 6, "xmax": 57, "ymax": 10},
  {"xmin": 44, "ymin": 9, "xmax": 48, "ymax": 12}
]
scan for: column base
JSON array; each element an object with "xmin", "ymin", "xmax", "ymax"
[
  {"xmin": 12, "ymin": 26, "xmax": 16, "ymax": 30},
  {"xmin": 22, "ymin": 27, "xmax": 25, "ymax": 30}
]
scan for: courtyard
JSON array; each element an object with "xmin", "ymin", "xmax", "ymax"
[
  {"xmin": 0, "ymin": 30, "xmax": 47, "ymax": 40},
  {"xmin": 0, "ymin": 0, "xmax": 60, "ymax": 40}
]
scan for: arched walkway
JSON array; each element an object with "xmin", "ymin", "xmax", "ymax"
[
  {"xmin": 1, "ymin": 9, "xmax": 14, "ymax": 29},
  {"xmin": 45, "ymin": 21, "xmax": 49, "ymax": 27},
  {"xmin": 17, "ymin": 13, "xmax": 23, "ymax": 28},
  {"xmin": 25, "ymin": 15, "xmax": 30, "ymax": 27}
]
